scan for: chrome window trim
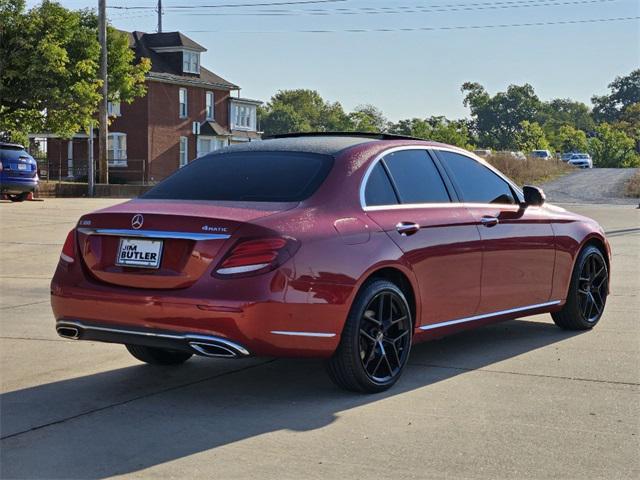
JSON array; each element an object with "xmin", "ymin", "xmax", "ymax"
[
  {"xmin": 359, "ymin": 145, "xmax": 524, "ymax": 210},
  {"xmin": 363, "ymin": 201, "xmax": 528, "ymax": 212},
  {"xmin": 418, "ymin": 300, "xmax": 561, "ymax": 331},
  {"xmin": 270, "ymin": 330, "xmax": 336, "ymax": 338},
  {"xmin": 77, "ymin": 227, "xmax": 230, "ymax": 241}
]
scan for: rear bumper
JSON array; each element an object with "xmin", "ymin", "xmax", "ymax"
[
  {"xmin": 0, "ymin": 177, "xmax": 38, "ymax": 194},
  {"xmin": 56, "ymin": 320, "xmax": 250, "ymax": 358},
  {"xmin": 50, "ymin": 273, "xmax": 350, "ymax": 358}
]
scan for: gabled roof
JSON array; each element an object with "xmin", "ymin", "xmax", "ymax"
[
  {"xmin": 141, "ymin": 32, "xmax": 207, "ymax": 52},
  {"xmin": 124, "ymin": 30, "xmax": 239, "ymax": 90}
]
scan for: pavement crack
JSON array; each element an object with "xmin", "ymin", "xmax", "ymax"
[
  {"xmin": 0, "ymin": 300, "xmax": 49, "ymax": 310},
  {"xmin": 0, "ymin": 336, "xmax": 66, "ymax": 343},
  {"xmin": 408, "ymin": 363, "xmax": 640, "ymax": 386},
  {"xmin": 0, "ymin": 359, "xmax": 277, "ymax": 441}
]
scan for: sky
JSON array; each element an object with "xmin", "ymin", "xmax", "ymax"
[{"xmin": 26, "ymin": 0, "xmax": 640, "ymax": 121}]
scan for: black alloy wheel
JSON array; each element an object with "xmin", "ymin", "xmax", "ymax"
[
  {"xmin": 576, "ymin": 251, "xmax": 608, "ymax": 323},
  {"xmin": 359, "ymin": 291, "xmax": 412, "ymax": 383},
  {"xmin": 552, "ymin": 245, "xmax": 608, "ymax": 330},
  {"xmin": 327, "ymin": 279, "xmax": 413, "ymax": 393}
]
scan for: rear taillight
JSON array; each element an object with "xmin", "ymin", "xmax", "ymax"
[
  {"xmin": 214, "ymin": 237, "xmax": 299, "ymax": 277},
  {"xmin": 60, "ymin": 229, "xmax": 76, "ymax": 263}
]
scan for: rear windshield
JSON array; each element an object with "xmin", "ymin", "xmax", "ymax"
[
  {"xmin": 0, "ymin": 147, "xmax": 31, "ymax": 162},
  {"xmin": 143, "ymin": 151, "xmax": 334, "ymax": 202}
]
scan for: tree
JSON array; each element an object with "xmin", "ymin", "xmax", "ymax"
[
  {"xmin": 592, "ymin": 69, "xmax": 640, "ymax": 123},
  {"xmin": 538, "ymin": 98, "xmax": 594, "ymax": 149},
  {"xmin": 613, "ymin": 102, "xmax": 640, "ymax": 151},
  {"xmin": 515, "ymin": 121, "xmax": 550, "ymax": 153},
  {"xmin": 348, "ymin": 104, "xmax": 387, "ymax": 133},
  {"xmin": 556, "ymin": 125, "xmax": 589, "ymax": 153},
  {"xmin": 0, "ymin": 0, "xmax": 150, "ymax": 142},
  {"xmin": 258, "ymin": 89, "xmax": 351, "ymax": 135},
  {"xmin": 588, "ymin": 123, "xmax": 640, "ymax": 167},
  {"xmin": 462, "ymin": 82, "xmax": 542, "ymax": 150},
  {"xmin": 388, "ymin": 116, "xmax": 472, "ymax": 149},
  {"xmin": 538, "ymin": 99, "xmax": 594, "ymax": 132},
  {"xmin": 387, "ymin": 118, "xmax": 431, "ymax": 139},
  {"xmin": 257, "ymin": 104, "xmax": 307, "ymax": 135}
]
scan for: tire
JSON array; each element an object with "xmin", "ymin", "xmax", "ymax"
[
  {"xmin": 8, "ymin": 192, "xmax": 29, "ymax": 202},
  {"xmin": 552, "ymin": 245, "xmax": 608, "ymax": 330},
  {"xmin": 125, "ymin": 344, "xmax": 193, "ymax": 365},
  {"xmin": 326, "ymin": 279, "xmax": 413, "ymax": 393}
]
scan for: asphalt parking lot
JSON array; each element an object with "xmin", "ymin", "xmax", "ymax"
[{"xmin": 1, "ymin": 198, "xmax": 638, "ymax": 479}]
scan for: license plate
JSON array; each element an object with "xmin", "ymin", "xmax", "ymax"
[
  {"xmin": 116, "ymin": 238, "xmax": 163, "ymax": 269},
  {"xmin": 17, "ymin": 164, "xmax": 28, "ymax": 170}
]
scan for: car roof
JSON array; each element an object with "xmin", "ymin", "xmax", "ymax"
[
  {"xmin": 210, "ymin": 133, "xmax": 437, "ymax": 157},
  {"xmin": 0, "ymin": 142, "xmax": 26, "ymax": 150}
]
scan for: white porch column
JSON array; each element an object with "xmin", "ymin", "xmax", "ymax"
[{"xmin": 67, "ymin": 140, "xmax": 74, "ymax": 178}]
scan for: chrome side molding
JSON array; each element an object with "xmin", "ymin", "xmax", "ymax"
[
  {"xmin": 270, "ymin": 330, "xmax": 336, "ymax": 338},
  {"xmin": 77, "ymin": 228, "xmax": 230, "ymax": 241},
  {"xmin": 419, "ymin": 301, "xmax": 561, "ymax": 331}
]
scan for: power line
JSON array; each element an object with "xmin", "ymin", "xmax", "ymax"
[
  {"xmin": 183, "ymin": 15, "xmax": 640, "ymax": 33},
  {"xmin": 107, "ymin": 0, "xmax": 346, "ymax": 10},
  {"xmin": 175, "ymin": 0, "xmax": 619, "ymax": 16}
]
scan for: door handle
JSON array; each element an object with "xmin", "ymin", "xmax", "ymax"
[
  {"xmin": 395, "ymin": 222, "xmax": 420, "ymax": 236},
  {"xmin": 480, "ymin": 216, "xmax": 499, "ymax": 227}
]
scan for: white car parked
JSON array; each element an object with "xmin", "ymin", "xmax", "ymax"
[
  {"xmin": 567, "ymin": 153, "xmax": 593, "ymax": 169},
  {"xmin": 531, "ymin": 149, "xmax": 553, "ymax": 160}
]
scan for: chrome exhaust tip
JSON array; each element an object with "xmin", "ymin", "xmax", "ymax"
[
  {"xmin": 57, "ymin": 326, "xmax": 80, "ymax": 340},
  {"xmin": 188, "ymin": 341, "xmax": 239, "ymax": 358}
]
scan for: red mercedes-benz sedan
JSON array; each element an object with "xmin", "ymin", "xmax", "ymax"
[{"xmin": 51, "ymin": 133, "xmax": 610, "ymax": 392}]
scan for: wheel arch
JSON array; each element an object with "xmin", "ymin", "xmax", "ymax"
[
  {"xmin": 580, "ymin": 234, "xmax": 611, "ymax": 274},
  {"xmin": 360, "ymin": 266, "xmax": 418, "ymax": 329}
]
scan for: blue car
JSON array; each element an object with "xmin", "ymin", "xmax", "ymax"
[{"xmin": 0, "ymin": 142, "xmax": 39, "ymax": 202}]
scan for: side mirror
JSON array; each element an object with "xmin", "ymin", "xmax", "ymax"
[{"xmin": 522, "ymin": 185, "xmax": 545, "ymax": 207}]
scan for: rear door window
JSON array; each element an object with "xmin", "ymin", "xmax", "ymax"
[
  {"xmin": 364, "ymin": 162, "xmax": 399, "ymax": 206},
  {"xmin": 143, "ymin": 151, "xmax": 333, "ymax": 202},
  {"xmin": 382, "ymin": 149, "xmax": 451, "ymax": 204},
  {"xmin": 438, "ymin": 151, "xmax": 517, "ymax": 205}
]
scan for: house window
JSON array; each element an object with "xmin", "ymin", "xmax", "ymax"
[
  {"xmin": 182, "ymin": 51, "xmax": 200, "ymax": 74},
  {"xmin": 179, "ymin": 88, "xmax": 188, "ymax": 118},
  {"xmin": 108, "ymin": 133, "xmax": 127, "ymax": 167},
  {"xmin": 179, "ymin": 136, "xmax": 188, "ymax": 167},
  {"xmin": 107, "ymin": 101, "xmax": 121, "ymax": 117},
  {"xmin": 198, "ymin": 136, "xmax": 226, "ymax": 158},
  {"xmin": 235, "ymin": 105, "xmax": 254, "ymax": 129},
  {"xmin": 206, "ymin": 91, "xmax": 214, "ymax": 120}
]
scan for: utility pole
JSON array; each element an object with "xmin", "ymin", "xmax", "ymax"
[
  {"xmin": 157, "ymin": 0, "xmax": 163, "ymax": 33},
  {"xmin": 88, "ymin": 122, "xmax": 95, "ymax": 196},
  {"xmin": 98, "ymin": 0, "xmax": 109, "ymax": 184}
]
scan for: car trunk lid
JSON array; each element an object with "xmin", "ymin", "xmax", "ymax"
[{"xmin": 76, "ymin": 199, "xmax": 296, "ymax": 289}]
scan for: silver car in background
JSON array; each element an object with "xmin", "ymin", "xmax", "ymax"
[{"xmin": 567, "ymin": 153, "xmax": 593, "ymax": 168}]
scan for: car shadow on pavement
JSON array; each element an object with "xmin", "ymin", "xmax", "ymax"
[{"xmin": 0, "ymin": 318, "xmax": 583, "ymax": 479}]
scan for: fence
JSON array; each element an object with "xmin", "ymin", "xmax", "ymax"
[{"xmin": 32, "ymin": 156, "xmax": 148, "ymax": 185}]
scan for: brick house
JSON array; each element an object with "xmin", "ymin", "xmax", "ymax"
[{"xmin": 39, "ymin": 31, "xmax": 261, "ymax": 183}]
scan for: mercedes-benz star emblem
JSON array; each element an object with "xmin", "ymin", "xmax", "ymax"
[{"xmin": 131, "ymin": 214, "xmax": 144, "ymax": 230}]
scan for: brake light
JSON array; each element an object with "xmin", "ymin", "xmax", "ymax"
[
  {"xmin": 60, "ymin": 229, "xmax": 76, "ymax": 263},
  {"xmin": 214, "ymin": 237, "xmax": 298, "ymax": 277}
]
